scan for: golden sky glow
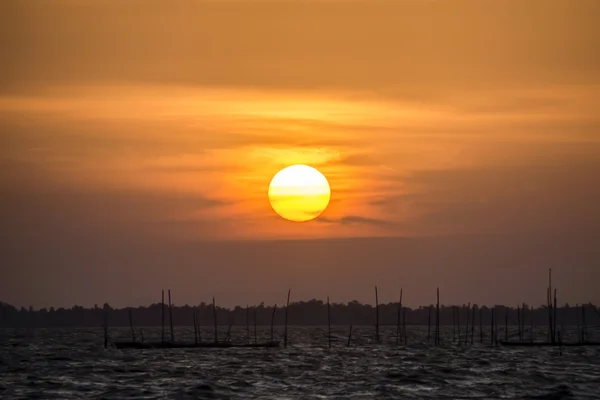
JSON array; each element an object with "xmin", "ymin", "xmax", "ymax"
[{"xmin": 1, "ymin": 0, "xmax": 600, "ymax": 308}]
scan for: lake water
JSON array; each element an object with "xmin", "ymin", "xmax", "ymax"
[{"xmin": 1, "ymin": 326, "xmax": 599, "ymax": 399}]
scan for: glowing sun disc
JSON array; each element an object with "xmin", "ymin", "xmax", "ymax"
[{"xmin": 268, "ymin": 165, "xmax": 331, "ymax": 222}]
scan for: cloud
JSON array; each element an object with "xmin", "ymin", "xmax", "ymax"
[{"xmin": 317, "ymin": 215, "xmax": 394, "ymax": 227}]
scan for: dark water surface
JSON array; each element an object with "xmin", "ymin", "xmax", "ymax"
[{"xmin": 1, "ymin": 326, "xmax": 599, "ymax": 399}]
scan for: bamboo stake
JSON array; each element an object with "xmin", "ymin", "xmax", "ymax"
[
  {"xmin": 479, "ymin": 307, "xmax": 483, "ymax": 343},
  {"xmin": 453, "ymin": 306, "xmax": 456, "ymax": 343},
  {"xmin": 396, "ymin": 289, "xmax": 403, "ymax": 345},
  {"xmin": 490, "ymin": 307, "xmax": 494, "ymax": 345},
  {"xmin": 327, "ymin": 296, "xmax": 331, "ymax": 348},
  {"xmin": 128, "ymin": 308, "xmax": 136, "ymax": 343},
  {"xmin": 253, "ymin": 307, "xmax": 257, "ymax": 344},
  {"xmin": 375, "ymin": 286, "xmax": 380, "ymax": 344},
  {"xmin": 212, "ymin": 297, "xmax": 218, "ymax": 344},
  {"xmin": 576, "ymin": 304, "xmax": 581, "ymax": 343},
  {"xmin": 103, "ymin": 308, "xmax": 108, "ymax": 349},
  {"xmin": 436, "ymin": 288, "xmax": 440, "ymax": 346},
  {"xmin": 284, "ymin": 289, "xmax": 291, "ymax": 348},
  {"xmin": 553, "ymin": 289, "xmax": 558, "ymax": 344},
  {"xmin": 347, "ymin": 325, "xmax": 352, "ymax": 347},
  {"xmin": 161, "ymin": 290, "xmax": 165, "ymax": 345},
  {"xmin": 270, "ymin": 304, "xmax": 277, "ymax": 343},
  {"xmin": 427, "ymin": 306, "xmax": 431, "ymax": 344},
  {"xmin": 517, "ymin": 305, "xmax": 522, "ymax": 342},
  {"xmin": 246, "ymin": 305, "xmax": 250, "ymax": 345},
  {"xmin": 168, "ymin": 290, "xmax": 174, "ymax": 343},
  {"xmin": 471, "ymin": 305, "xmax": 475, "ymax": 344},
  {"xmin": 403, "ymin": 309, "xmax": 407, "ymax": 345},
  {"xmin": 457, "ymin": 305, "xmax": 461, "ymax": 343},
  {"xmin": 504, "ymin": 308, "xmax": 508, "ymax": 342},
  {"xmin": 463, "ymin": 304, "xmax": 468, "ymax": 345},
  {"xmin": 193, "ymin": 310, "xmax": 198, "ymax": 344}
]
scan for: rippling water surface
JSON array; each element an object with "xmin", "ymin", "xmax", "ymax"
[{"xmin": 1, "ymin": 326, "xmax": 599, "ymax": 399}]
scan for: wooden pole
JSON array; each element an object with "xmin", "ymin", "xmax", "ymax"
[
  {"xmin": 327, "ymin": 296, "xmax": 331, "ymax": 348},
  {"xmin": 517, "ymin": 305, "xmax": 522, "ymax": 342},
  {"xmin": 522, "ymin": 303, "xmax": 526, "ymax": 341},
  {"xmin": 471, "ymin": 305, "xmax": 475, "ymax": 344},
  {"xmin": 193, "ymin": 310, "xmax": 198, "ymax": 344},
  {"xmin": 161, "ymin": 290, "xmax": 165, "ymax": 345},
  {"xmin": 427, "ymin": 306, "xmax": 431, "ymax": 344},
  {"xmin": 168, "ymin": 290, "xmax": 175, "ymax": 343},
  {"xmin": 103, "ymin": 308, "xmax": 108, "ymax": 349},
  {"xmin": 576, "ymin": 304, "xmax": 581, "ymax": 343},
  {"xmin": 403, "ymin": 309, "xmax": 408, "ymax": 345},
  {"xmin": 581, "ymin": 304, "xmax": 587, "ymax": 343},
  {"xmin": 479, "ymin": 307, "xmax": 483, "ymax": 343},
  {"xmin": 212, "ymin": 297, "xmax": 218, "ymax": 344},
  {"xmin": 270, "ymin": 304, "xmax": 277, "ymax": 343},
  {"xmin": 284, "ymin": 289, "xmax": 291, "ymax": 348},
  {"xmin": 464, "ymin": 303, "xmax": 470, "ymax": 345},
  {"xmin": 452, "ymin": 306, "xmax": 456, "ymax": 343},
  {"xmin": 548, "ymin": 269, "xmax": 554, "ymax": 343},
  {"xmin": 347, "ymin": 325, "xmax": 352, "ymax": 347},
  {"xmin": 396, "ymin": 289, "xmax": 403, "ymax": 345},
  {"xmin": 435, "ymin": 288, "xmax": 440, "ymax": 346},
  {"xmin": 128, "ymin": 308, "xmax": 136, "ymax": 343},
  {"xmin": 490, "ymin": 307, "xmax": 494, "ymax": 345},
  {"xmin": 531, "ymin": 308, "xmax": 535, "ymax": 343},
  {"xmin": 505, "ymin": 308, "xmax": 508, "ymax": 342},
  {"xmin": 553, "ymin": 289, "xmax": 558, "ymax": 344},
  {"xmin": 457, "ymin": 305, "xmax": 461, "ymax": 343},
  {"xmin": 375, "ymin": 286, "xmax": 380, "ymax": 344},
  {"xmin": 254, "ymin": 307, "xmax": 257, "ymax": 344},
  {"xmin": 246, "ymin": 305, "xmax": 250, "ymax": 345},
  {"xmin": 403, "ymin": 308, "xmax": 407, "ymax": 345}
]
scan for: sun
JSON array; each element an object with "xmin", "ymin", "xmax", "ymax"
[{"xmin": 268, "ymin": 165, "xmax": 331, "ymax": 222}]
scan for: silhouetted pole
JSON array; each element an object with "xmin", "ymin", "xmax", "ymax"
[
  {"xmin": 517, "ymin": 305, "xmax": 522, "ymax": 342},
  {"xmin": 553, "ymin": 289, "xmax": 558, "ymax": 344},
  {"xmin": 576, "ymin": 304, "xmax": 582, "ymax": 343},
  {"xmin": 161, "ymin": 290, "xmax": 165, "ymax": 345},
  {"xmin": 347, "ymin": 325, "xmax": 352, "ymax": 347},
  {"xmin": 453, "ymin": 306, "xmax": 456, "ymax": 343},
  {"xmin": 375, "ymin": 286, "xmax": 380, "ymax": 344},
  {"xmin": 464, "ymin": 303, "xmax": 470, "ymax": 345},
  {"xmin": 103, "ymin": 309, "xmax": 108, "ymax": 349},
  {"xmin": 457, "ymin": 305, "xmax": 461, "ymax": 343},
  {"xmin": 128, "ymin": 308, "xmax": 136, "ymax": 343},
  {"xmin": 427, "ymin": 306, "xmax": 431, "ymax": 343},
  {"xmin": 327, "ymin": 296, "xmax": 331, "ymax": 348},
  {"xmin": 396, "ymin": 289, "xmax": 403, "ymax": 345},
  {"xmin": 530, "ymin": 307, "xmax": 534, "ymax": 343},
  {"xmin": 471, "ymin": 305, "xmax": 475, "ymax": 344},
  {"xmin": 168, "ymin": 290, "xmax": 175, "ymax": 343},
  {"xmin": 581, "ymin": 304, "xmax": 588, "ymax": 343},
  {"xmin": 212, "ymin": 297, "xmax": 218, "ymax": 344},
  {"xmin": 253, "ymin": 307, "xmax": 257, "ymax": 344},
  {"xmin": 490, "ymin": 307, "xmax": 495, "ymax": 345},
  {"xmin": 558, "ymin": 331, "xmax": 563, "ymax": 356},
  {"xmin": 403, "ymin": 308, "xmax": 407, "ymax": 345},
  {"xmin": 140, "ymin": 328, "xmax": 144, "ymax": 344},
  {"xmin": 548, "ymin": 269, "xmax": 554, "ymax": 343},
  {"xmin": 270, "ymin": 304, "xmax": 277, "ymax": 343},
  {"xmin": 505, "ymin": 308, "xmax": 509, "ymax": 342},
  {"xmin": 522, "ymin": 303, "xmax": 526, "ymax": 341},
  {"xmin": 284, "ymin": 289, "xmax": 291, "ymax": 348},
  {"xmin": 193, "ymin": 310, "xmax": 198, "ymax": 345},
  {"xmin": 435, "ymin": 288, "xmax": 440, "ymax": 346},
  {"xmin": 246, "ymin": 305, "xmax": 250, "ymax": 345},
  {"xmin": 479, "ymin": 307, "xmax": 483, "ymax": 343}
]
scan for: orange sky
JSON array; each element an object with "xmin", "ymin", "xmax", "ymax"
[{"xmin": 1, "ymin": 0, "xmax": 599, "ymax": 308}]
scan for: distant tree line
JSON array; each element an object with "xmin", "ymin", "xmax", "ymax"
[{"xmin": 1, "ymin": 300, "xmax": 598, "ymax": 329}]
